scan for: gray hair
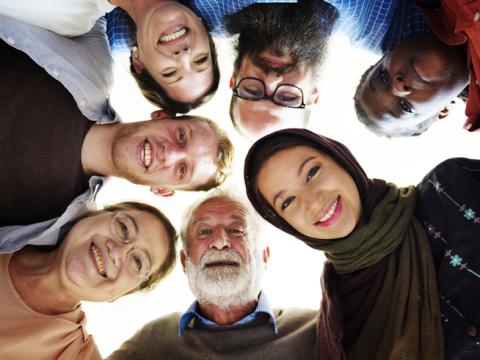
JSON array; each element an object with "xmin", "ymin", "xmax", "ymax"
[{"xmin": 180, "ymin": 188, "xmax": 261, "ymax": 254}]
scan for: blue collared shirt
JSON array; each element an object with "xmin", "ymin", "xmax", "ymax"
[
  {"xmin": 327, "ymin": 0, "xmax": 432, "ymax": 54},
  {"xmin": 105, "ymin": 0, "xmax": 297, "ymax": 53},
  {"xmin": 178, "ymin": 292, "xmax": 278, "ymax": 335}
]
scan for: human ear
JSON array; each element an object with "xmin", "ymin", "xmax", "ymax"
[
  {"xmin": 262, "ymin": 246, "xmax": 270, "ymax": 266},
  {"xmin": 310, "ymin": 86, "xmax": 319, "ymax": 105},
  {"xmin": 131, "ymin": 47, "xmax": 144, "ymax": 74},
  {"xmin": 150, "ymin": 187, "xmax": 175, "ymax": 197},
  {"xmin": 436, "ymin": 106, "xmax": 450, "ymax": 120},
  {"xmin": 180, "ymin": 250, "xmax": 187, "ymax": 273},
  {"xmin": 151, "ymin": 110, "xmax": 176, "ymax": 120},
  {"xmin": 229, "ymin": 75, "xmax": 236, "ymax": 89}
]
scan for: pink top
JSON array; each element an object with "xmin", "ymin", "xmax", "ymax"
[{"xmin": 0, "ymin": 254, "xmax": 101, "ymax": 360}]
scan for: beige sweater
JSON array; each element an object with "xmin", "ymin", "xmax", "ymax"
[
  {"xmin": 108, "ymin": 308, "xmax": 317, "ymax": 360},
  {"xmin": 0, "ymin": 254, "xmax": 101, "ymax": 360}
]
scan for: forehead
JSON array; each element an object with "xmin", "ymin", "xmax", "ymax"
[
  {"xmin": 258, "ymin": 146, "xmax": 332, "ymax": 186},
  {"xmin": 191, "ymin": 198, "xmax": 249, "ymax": 223}
]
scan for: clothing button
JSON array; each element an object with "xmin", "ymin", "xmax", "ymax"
[
  {"xmin": 52, "ymin": 69, "xmax": 59, "ymax": 77},
  {"xmin": 7, "ymin": 36, "xmax": 15, "ymax": 44},
  {"xmin": 475, "ymin": 12, "xmax": 480, "ymax": 21},
  {"xmin": 467, "ymin": 326, "xmax": 477, "ymax": 337}
]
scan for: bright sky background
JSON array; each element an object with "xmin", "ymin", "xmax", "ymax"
[{"xmin": 82, "ymin": 34, "xmax": 478, "ymax": 357}]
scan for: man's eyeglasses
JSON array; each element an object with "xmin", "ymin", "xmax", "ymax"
[
  {"xmin": 111, "ymin": 212, "xmax": 151, "ymax": 280},
  {"xmin": 232, "ymin": 77, "xmax": 306, "ymax": 109}
]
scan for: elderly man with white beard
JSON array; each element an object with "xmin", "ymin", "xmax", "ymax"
[{"xmin": 108, "ymin": 190, "xmax": 317, "ymax": 360}]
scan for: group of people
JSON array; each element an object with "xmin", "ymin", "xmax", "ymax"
[{"xmin": 0, "ymin": 0, "xmax": 478, "ymax": 359}]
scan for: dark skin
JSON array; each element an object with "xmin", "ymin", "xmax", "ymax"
[{"xmin": 357, "ymin": 35, "xmax": 469, "ymax": 136}]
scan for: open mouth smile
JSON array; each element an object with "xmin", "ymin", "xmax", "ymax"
[
  {"xmin": 141, "ymin": 140, "xmax": 152, "ymax": 168},
  {"xmin": 315, "ymin": 196, "xmax": 341, "ymax": 226},
  {"xmin": 90, "ymin": 243, "xmax": 107, "ymax": 278},
  {"xmin": 158, "ymin": 27, "xmax": 189, "ymax": 45}
]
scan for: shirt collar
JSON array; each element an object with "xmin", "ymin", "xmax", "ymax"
[{"xmin": 178, "ymin": 292, "xmax": 277, "ymax": 335}]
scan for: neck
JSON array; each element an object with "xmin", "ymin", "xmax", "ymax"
[
  {"xmin": 110, "ymin": 0, "xmax": 172, "ymax": 24},
  {"xmin": 9, "ymin": 248, "xmax": 79, "ymax": 315},
  {"xmin": 198, "ymin": 299, "xmax": 258, "ymax": 325},
  {"xmin": 81, "ymin": 123, "xmax": 121, "ymax": 177}
]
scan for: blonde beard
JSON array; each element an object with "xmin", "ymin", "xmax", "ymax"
[{"xmin": 185, "ymin": 248, "xmax": 263, "ymax": 309}]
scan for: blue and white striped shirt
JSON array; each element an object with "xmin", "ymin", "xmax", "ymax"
[
  {"xmin": 178, "ymin": 292, "xmax": 278, "ymax": 335},
  {"xmin": 327, "ymin": 0, "xmax": 432, "ymax": 53},
  {"xmin": 105, "ymin": 0, "xmax": 297, "ymax": 53}
]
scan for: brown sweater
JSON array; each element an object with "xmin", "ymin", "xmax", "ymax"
[{"xmin": 108, "ymin": 308, "xmax": 317, "ymax": 360}]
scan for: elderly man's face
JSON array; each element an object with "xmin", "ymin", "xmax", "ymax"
[{"xmin": 181, "ymin": 197, "xmax": 268, "ymax": 307}]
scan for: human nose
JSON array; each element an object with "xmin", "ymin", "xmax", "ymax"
[
  {"xmin": 264, "ymin": 72, "xmax": 283, "ymax": 95},
  {"xmin": 162, "ymin": 144, "xmax": 184, "ymax": 166},
  {"xmin": 106, "ymin": 238, "xmax": 129, "ymax": 268},
  {"xmin": 172, "ymin": 46, "xmax": 192, "ymax": 69},
  {"xmin": 391, "ymin": 73, "xmax": 411, "ymax": 96},
  {"xmin": 208, "ymin": 227, "xmax": 231, "ymax": 250}
]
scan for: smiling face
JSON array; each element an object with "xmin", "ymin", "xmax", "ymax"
[
  {"xmin": 134, "ymin": 2, "xmax": 213, "ymax": 103},
  {"xmin": 230, "ymin": 52, "xmax": 318, "ymax": 139},
  {"xmin": 57, "ymin": 209, "xmax": 169, "ymax": 302},
  {"xmin": 257, "ymin": 146, "xmax": 361, "ymax": 239},
  {"xmin": 357, "ymin": 35, "xmax": 468, "ymax": 135},
  {"xmin": 112, "ymin": 117, "xmax": 218, "ymax": 191},
  {"xmin": 181, "ymin": 197, "xmax": 266, "ymax": 307}
]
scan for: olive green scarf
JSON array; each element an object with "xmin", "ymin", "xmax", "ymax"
[{"xmin": 320, "ymin": 185, "xmax": 444, "ymax": 359}]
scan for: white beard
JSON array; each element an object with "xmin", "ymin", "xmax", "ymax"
[{"xmin": 185, "ymin": 248, "xmax": 264, "ymax": 309}]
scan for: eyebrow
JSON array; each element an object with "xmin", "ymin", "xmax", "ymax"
[
  {"xmin": 125, "ymin": 213, "xmax": 139, "ymax": 234},
  {"xmin": 298, "ymin": 156, "xmax": 315, "ymax": 176}
]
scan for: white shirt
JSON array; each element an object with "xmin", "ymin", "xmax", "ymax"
[{"xmin": 0, "ymin": 0, "xmax": 115, "ymax": 36}]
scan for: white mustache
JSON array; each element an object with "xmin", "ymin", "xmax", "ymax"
[{"xmin": 199, "ymin": 249, "xmax": 243, "ymax": 269}]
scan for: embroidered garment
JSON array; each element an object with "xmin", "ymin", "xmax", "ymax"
[{"xmin": 416, "ymin": 158, "xmax": 480, "ymax": 358}]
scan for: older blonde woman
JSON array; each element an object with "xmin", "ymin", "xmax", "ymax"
[{"xmin": 0, "ymin": 201, "xmax": 177, "ymax": 360}]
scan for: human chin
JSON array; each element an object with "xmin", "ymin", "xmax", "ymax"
[{"xmin": 185, "ymin": 257, "xmax": 255, "ymax": 308}]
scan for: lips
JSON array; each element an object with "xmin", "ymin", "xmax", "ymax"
[
  {"xmin": 315, "ymin": 196, "xmax": 342, "ymax": 227},
  {"xmin": 260, "ymin": 56, "xmax": 290, "ymax": 69},
  {"xmin": 158, "ymin": 26, "xmax": 189, "ymax": 45},
  {"xmin": 137, "ymin": 140, "xmax": 155, "ymax": 170},
  {"xmin": 90, "ymin": 243, "xmax": 107, "ymax": 278},
  {"xmin": 411, "ymin": 60, "xmax": 430, "ymax": 84},
  {"xmin": 205, "ymin": 260, "xmax": 240, "ymax": 268}
]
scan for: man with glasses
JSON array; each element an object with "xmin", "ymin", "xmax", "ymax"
[{"xmin": 225, "ymin": 1, "xmax": 339, "ymax": 139}]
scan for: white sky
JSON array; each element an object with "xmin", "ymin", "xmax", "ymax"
[{"xmin": 82, "ymin": 35, "xmax": 478, "ymax": 357}]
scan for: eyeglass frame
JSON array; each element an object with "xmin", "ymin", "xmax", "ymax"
[
  {"xmin": 110, "ymin": 211, "xmax": 152, "ymax": 280},
  {"xmin": 231, "ymin": 77, "xmax": 308, "ymax": 109}
]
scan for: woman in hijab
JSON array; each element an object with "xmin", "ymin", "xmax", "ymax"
[
  {"xmin": 0, "ymin": 201, "xmax": 177, "ymax": 360},
  {"xmin": 244, "ymin": 128, "xmax": 480, "ymax": 359}
]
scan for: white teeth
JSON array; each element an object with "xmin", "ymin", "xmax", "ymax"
[
  {"xmin": 160, "ymin": 28, "xmax": 187, "ymax": 43},
  {"xmin": 91, "ymin": 243, "xmax": 106, "ymax": 277},
  {"xmin": 142, "ymin": 142, "xmax": 152, "ymax": 167},
  {"xmin": 318, "ymin": 198, "xmax": 339, "ymax": 223}
]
